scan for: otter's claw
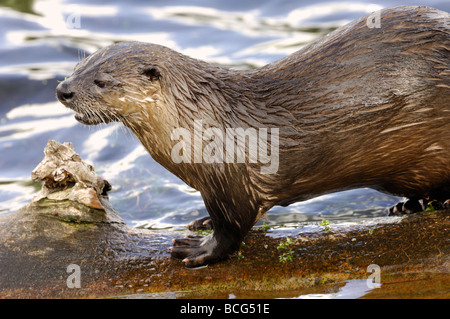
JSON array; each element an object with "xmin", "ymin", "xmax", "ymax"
[
  {"xmin": 172, "ymin": 235, "xmax": 203, "ymax": 246},
  {"xmin": 170, "ymin": 234, "xmax": 221, "ymax": 268},
  {"xmin": 444, "ymin": 199, "xmax": 450, "ymax": 208},
  {"xmin": 187, "ymin": 217, "xmax": 213, "ymax": 231}
]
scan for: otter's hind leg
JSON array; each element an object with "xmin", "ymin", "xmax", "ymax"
[
  {"xmin": 388, "ymin": 192, "xmax": 450, "ymax": 215},
  {"xmin": 388, "ymin": 197, "xmax": 430, "ymax": 215}
]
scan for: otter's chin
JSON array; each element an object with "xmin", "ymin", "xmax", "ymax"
[{"xmin": 74, "ymin": 113, "xmax": 104, "ymax": 125}]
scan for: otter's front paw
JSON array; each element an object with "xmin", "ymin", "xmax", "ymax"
[
  {"xmin": 170, "ymin": 234, "xmax": 223, "ymax": 268},
  {"xmin": 187, "ymin": 216, "xmax": 213, "ymax": 231}
]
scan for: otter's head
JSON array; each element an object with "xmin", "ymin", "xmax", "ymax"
[{"xmin": 56, "ymin": 41, "xmax": 165, "ymax": 126}]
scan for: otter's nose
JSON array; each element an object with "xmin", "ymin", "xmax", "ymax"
[{"xmin": 56, "ymin": 82, "xmax": 75, "ymax": 103}]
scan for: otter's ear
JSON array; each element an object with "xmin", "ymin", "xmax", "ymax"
[{"xmin": 142, "ymin": 67, "xmax": 161, "ymax": 81}]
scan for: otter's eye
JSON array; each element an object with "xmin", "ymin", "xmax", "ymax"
[{"xmin": 94, "ymin": 80, "xmax": 107, "ymax": 88}]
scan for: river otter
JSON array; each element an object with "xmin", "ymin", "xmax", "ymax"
[{"xmin": 56, "ymin": 6, "xmax": 450, "ymax": 267}]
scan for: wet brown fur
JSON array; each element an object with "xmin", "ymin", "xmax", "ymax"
[{"xmin": 57, "ymin": 6, "xmax": 450, "ymax": 267}]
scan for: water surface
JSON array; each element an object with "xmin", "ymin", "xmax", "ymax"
[{"xmin": 1, "ymin": 0, "xmax": 447, "ymax": 229}]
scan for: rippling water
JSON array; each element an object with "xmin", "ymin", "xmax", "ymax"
[{"xmin": 0, "ymin": 0, "xmax": 447, "ymax": 229}]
